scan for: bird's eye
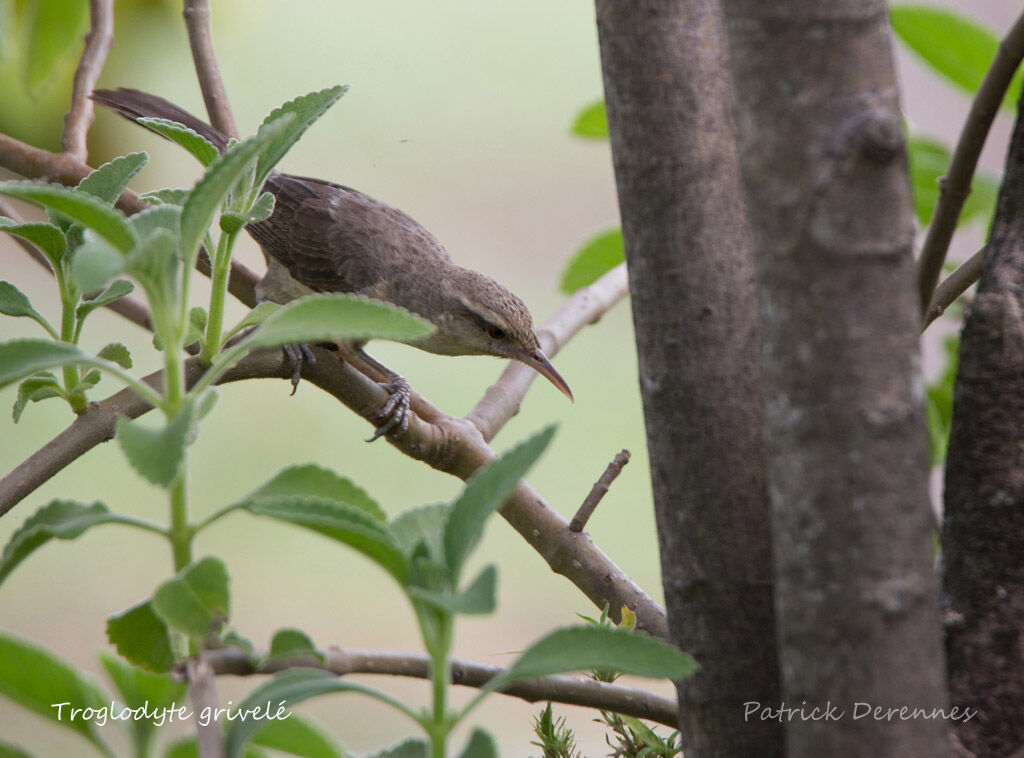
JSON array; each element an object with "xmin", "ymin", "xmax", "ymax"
[{"xmin": 487, "ymin": 326, "xmax": 506, "ymax": 340}]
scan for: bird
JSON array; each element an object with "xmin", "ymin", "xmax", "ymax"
[{"xmin": 91, "ymin": 87, "xmax": 572, "ymax": 440}]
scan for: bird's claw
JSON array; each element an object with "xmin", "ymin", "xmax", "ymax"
[
  {"xmin": 366, "ymin": 376, "xmax": 411, "ymax": 442},
  {"xmin": 283, "ymin": 343, "xmax": 316, "ymax": 395}
]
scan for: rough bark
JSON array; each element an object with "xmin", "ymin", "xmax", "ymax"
[
  {"xmin": 594, "ymin": 2, "xmax": 780, "ymax": 755},
  {"xmin": 720, "ymin": 2, "xmax": 949, "ymax": 756},
  {"xmin": 943, "ymin": 94, "xmax": 1024, "ymax": 757}
]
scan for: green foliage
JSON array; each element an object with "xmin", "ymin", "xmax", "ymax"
[
  {"xmin": 266, "ymin": 629, "xmax": 324, "ymax": 663},
  {"xmin": 116, "ymin": 402, "xmax": 199, "ymax": 487},
  {"xmin": 106, "ymin": 601, "xmax": 177, "ymax": 674},
  {"xmin": 926, "ymin": 336, "xmax": 960, "ymax": 465},
  {"xmin": 249, "ymin": 713, "xmax": 346, "ymax": 758},
  {"xmin": 560, "ymin": 228, "xmax": 624, "ymax": 294},
  {"xmin": 599, "ymin": 713, "xmax": 681, "ymax": 758},
  {"xmin": 137, "ymin": 118, "xmax": 219, "ymax": 166},
  {"xmin": 455, "ymin": 729, "xmax": 497, "ymax": 758},
  {"xmin": 0, "ymin": 281, "xmax": 56, "ymax": 337},
  {"xmin": 76, "ymin": 153, "xmax": 149, "ymax": 204},
  {"xmin": 12, "ymin": 371, "xmax": 64, "ymax": 422},
  {"xmin": 907, "ymin": 135, "xmax": 999, "ymax": 228},
  {"xmin": 151, "ymin": 557, "xmax": 230, "ymax": 639},
  {"xmin": 100, "ymin": 652, "xmax": 187, "ymax": 758},
  {"xmin": 0, "ymin": 339, "xmax": 92, "ymax": 388},
  {"xmin": 570, "ymin": 100, "xmax": 608, "ymax": 139},
  {"xmin": 0, "ymin": 219, "xmax": 67, "ymax": 268},
  {"xmin": 0, "ymin": 631, "xmax": 113, "ymax": 756},
  {"xmin": 23, "ymin": 0, "xmax": 88, "ymax": 92},
  {"xmin": 531, "ymin": 703, "xmax": 580, "ymax": 758},
  {"xmin": 890, "ymin": 5, "xmax": 1022, "ymax": 110},
  {"xmin": 76, "ymin": 280, "xmax": 135, "ymax": 321}
]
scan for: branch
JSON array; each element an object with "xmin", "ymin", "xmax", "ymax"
[
  {"xmin": 194, "ymin": 646, "xmax": 679, "ymax": 728},
  {"xmin": 570, "ymin": 449, "xmax": 630, "ymax": 532},
  {"xmin": 467, "ymin": 263, "xmax": 628, "ymax": 442},
  {"xmin": 61, "ymin": 0, "xmax": 114, "ymax": 162},
  {"xmin": 185, "ymin": 655, "xmax": 225, "ymax": 758},
  {"xmin": 916, "ymin": 9, "xmax": 1024, "ymax": 314},
  {"xmin": 182, "ymin": 0, "xmax": 239, "ymax": 139},
  {"xmin": 922, "ymin": 245, "xmax": 988, "ymax": 330}
]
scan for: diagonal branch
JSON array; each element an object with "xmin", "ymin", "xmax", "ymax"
[
  {"xmin": 61, "ymin": 0, "xmax": 114, "ymax": 162},
  {"xmin": 922, "ymin": 245, "xmax": 988, "ymax": 329},
  {"xmin": 183, "ymin": 0, "xmax": 239, "ymax": 139},
  {"xmin": 916, "ymin": 9, "xmax": 1024, "ymax": 314},
  {"xmin": 193, "ymin": 646, "xmax": 679, "ymax": 727}
]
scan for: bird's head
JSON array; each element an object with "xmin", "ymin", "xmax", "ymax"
[{"xmin": 416, "ymin": 267, "xmax": 573, "ymax": 401}]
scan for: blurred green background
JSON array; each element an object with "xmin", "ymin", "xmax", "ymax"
[{"xmin": 0, "ymin": 0, "xmax": 1010, "ymax": 754}]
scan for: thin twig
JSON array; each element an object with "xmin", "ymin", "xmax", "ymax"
[
  {"xmin": 182, "ymin": 0, "xmax": 238, "ymax": 139},
  {"xmin": 570, "ymin": 449, "xmax": 631, "ymax": 532},
  {"xmin": 192, "ymin": 646, "xmax": 679, "ymax": 727},
  {"xmin": 467, "ymin": 263, "xmax": 629, "ymax": 442},
  {"xmin": 185, "ymin": 655, "xmax": 225, "ymax": 758},
  {"xmin": 61, "ymin": 0, "xmax": 114, "ymax": 162},
  {"xmin": 922, "ymin": 245, "xmax": 988, "ymax": 330},
  {"xmin": 916, "ymin": 9, "xmax": 1024, "ymax": 314}
]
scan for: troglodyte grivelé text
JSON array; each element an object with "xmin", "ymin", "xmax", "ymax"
[{"xmin": 91, "ymin": 88, "xmax": 573, "ymax": 440}]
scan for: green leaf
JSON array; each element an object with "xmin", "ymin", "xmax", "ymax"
[
  {"xmin": 129, "ymin": 203, "xmax": 182, "ymax": 240},
  {"xmin": 409, "ymin": 564, "xmax": 497, "ymax": 615},
  {"xmin": 890, "ymin": 5, "xmax": 1022, "ymax": 111},
  {"xmin": 136, "ymin": 118, "xmax": 219, "ymax": 166},
  {"xmin": 570, "ymin": 100, "xmax": 608, "ymax": 139},
  {"xmin": 254, "ymin": 85, "xmax": 348, "ymax": 186},
  {"xmin": 97, "ymin": 342, "xmax": 132, "ymax": 368},
  {"xmin": 224, "ymin": 302, "xmax": 280, "ymax": 342},
  {"xmin": 116, "ymin": 401, "xmax": 197, "ymax": 488},
  {"xmin": 926, "ymin": 336, "xmax": 959, "ymax": 465},
  {"xmin": 0, "ymin": 339, "xmax": 91, "ymax": 390},
  {"xmin": 502, "ymin": 626, "xmax": 698, "ymax": 684},
  {"xmin": 76, "ymin": 279, "xmax": 135, "ymax": 321},
  {"xmin": 140, "ymin": 188, "xmax": 191, "ymax": 207},
  {"xmin": 99, "ymin": 652, "xmax": 186, "ymax": 758},
  {"xmin": 0, "ymin": 630, "xmax": 112, "ymax": 754},
  {"xmin": 125, "ymin": 229, "xmax": 178, "ymax": 318},
  {"xmin": 166, "ymin": 739, "xmax": 268, "ymax": 758},
  {"xmin": 224, "ymin": 669, "xmax": 385, "ymax": 758},
  {"xmin": 106, "ymin": 601, "xmax": 176, "ymax": 673},
  {"xmin": 560, "ymin": 228, "xmax": 624, "ymax": 294},
  {"xmin": 71, "ymin": 369, "xmax": 101, "ymax": 394},
  {"xmin": 444, "ymin": 425, "xmax": 556, "ymax": 580},
  {"xmin": 70, "ymin": 232, "xmax": 125, "ymax": 292},
  {"xmin": 12, "ymin": 372, "xmax": 64, "ymax": 422},
  {"xmin": 77, "ymin": 153, "xmax": 148, "ymax": 204},
  {"xmin": 0, "ymin": 281, "xmax": 56, "ymax": 336},
  {"xmin": 0, "ymin": 181, "xmax": 136, "ymax": 252},
  {"xmin": 457, "ymin": 729, "xmax": 497, "ymax": 758},
  {"xmin": 0, "ymin": 220, "xmax": 67, "ymax": 268},
  {"xmin": 243, "ymin": 465, "xmax": 385, "ymax": 521},
  {"xmin": 179, "ymin": 116, "xmax": 294, "ymax": 266},
  {"xmin": 240, "ymin": 498, "xmax": 408, "ymax": 583},
  {"xmin": 907, "ymin": 136, "xmax": 999, "ymax": 228},
  {"xmin": 0, "ymin": 500, "xmax": 142, "ymax": 585},
  {"xmin": 24, "ymin": 0, "xmax": 87, "ymax": 91},
  {"xmin": 246, "ymin": 191, "xmax": 276, "ymax": 223},
  {"xmin": 243, "ymin": 293, "xmax": 433, "ymax": 349},
  {"xmin": 267, "ymin": 629, "xmax": 323, "ymax": 662},
  {"xmin": 250, "ymin": 712, "xmax": 345, "ymax": 758},
  {"xmin": 391, "ymin": 503, "xmax": 449, "ymax": 560},
  {"xmin": 152, "ymin": 557, "xmax": 230, "ymax": 639},
  {"xmin": 0, "ymin": 740, "xmax": 33, "ymax": 758}
]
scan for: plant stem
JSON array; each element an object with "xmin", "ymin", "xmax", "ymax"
[
  {"xmin": 201, "ymin": 228, "xmax": 239, "ymax": 364},
  {"xmin": 169, "ymin": 473, "xmax": 192, "ymax": 571},
  {"xmin": 56, "ymin": 276, "xmax": 85, "ymax": 412},
  {"xmin": 427, "ymin": 616, "xmax": 453, "ymax": 758}
]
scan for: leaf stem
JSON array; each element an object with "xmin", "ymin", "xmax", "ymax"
[
  {"xmin": 56, "ymin": 276, "xmax": 85, "ymax": 411},
  {"xmin": 200, "ymin": 227, "xmax": 239, "ymax": 364}
]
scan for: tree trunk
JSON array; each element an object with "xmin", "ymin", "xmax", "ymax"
[
  {"xmin": 719, "ymin": 2, "xmax": 950, "ymax": 755},
  {"xmin": 943, "ymin": 95, "xmax": 1024, "ymax": 757},
  {"xmin": 594, "ymin": 2, "xmax": 781, "ymax": 755}
]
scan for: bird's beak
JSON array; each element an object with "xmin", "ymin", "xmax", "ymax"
[{"xmin": 525, "ymin": 349, "xmax": 574, "ymax": 402}]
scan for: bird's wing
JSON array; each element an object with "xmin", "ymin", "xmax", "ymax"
[{"xmin": 248, "ymin": 174, "xmax": 452, "ymax": 295}]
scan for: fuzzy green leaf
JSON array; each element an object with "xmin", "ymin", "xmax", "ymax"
[
  {"xmin": 99, "ymin": 652, "xmax": 186, "ymax": 758},
  {"xmin": 0, "ymin": 181, "xmax": 136, "ymax": 252},
  {"xmin": 0, "ymin": 339, "xmax": 91, "ymax": 390},
  {"xmin": 254, "ymin": 86, "xmax": 348, "ymax": 186},
  {"xmin": 95, "ymin": 341, "xmax": 131, "ymax": 368},
  {"xmin": 24, "ymin": 0, "xmax": 88, "ymax": 91},
  {"xmin": 77, "ymin": 153, "xmax": 148, "ymax": 204},
  {"xmin": 457, "ymin": 729, "xmax": 497, "ymax": 758},
  {"xmin": 243, "ymin": 294, "xmax": 433, "ymax": 350},
  {"xmin": 140, "ymin": 188, "xmax": 191, "ymax": 207},
  {"xmin": 106, "ymin": 601, "xmax": 176, "ymax": 673},
  {"xmin": 0, "ymin": 220, "xmax": 66, "ymax": 268},
  {"xmin": 444, "ymin": 426, "xmax": 556, "ymax": 580},
  {"xmin": 266, "ymin": 629, "xmax": 323, "ymax": 662},
  {"xmin": 76, "ymin": 279, "xmax": 135, "ymax": 321},
  {"xmin": 116, "ymin": 402, "xmax": 196, "ymax": 487},
  {"xmin": 152, "ymin": 557, "xmax": 230, "ymax": 639},
  {"xmin": 570, "ymin": 100, "xmax": 608, "ymax": 139},
  {"xmin": 12, "ymin": 372, "xmax": 64, "ymax": 422},
  {"xmin": 0, "ymin": 630, "xmax": 112, "ymax": 754},
  {"xmin": 0, "ymin": 281, "xmax": 55, "ymax": 335},
  {"xmin": 136, "ymin": 118, "xmax": 219, "ymax": 166},
  {"xmin": 224, "ymin": 302, "xmax": 280, "ymax": 342},
  {"xmin": 244, "ymin": 465, "xmax": 384, "ymax": 521},
  {"xmin": 560, "ymin": 228, "xmax": 624, "ymax": 294},
  {"xmin": 249, "ymin": 712, "xmax": 345, "ymax": 758},
  {"xmin": 367, "ymin": 741, "xmax": 428, "ymax": 758},
  {"xmin": 0, "ymin": 500, "xmax": 144, "ymax": 585},
  {"xmin": 409, "ymin": 564, "xmax": 497, "ymax": 616},
  {"xmin": 70, "ymin": 232, "xmax": 124, "ymax": 292},
  {"xmin": 502, "ymin": 626, "xmax": 698, "ymax": 684},
  {"xmin": 891, "ymin": 5, "xmax": 1022, "ymax": 110}
]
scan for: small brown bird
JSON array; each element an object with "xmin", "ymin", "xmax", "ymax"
[{"xmin": 92, "ymin": 88, "xmax": 572, "ymax": 439}]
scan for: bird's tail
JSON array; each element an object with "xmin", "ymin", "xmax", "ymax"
[{"xmin": 90, "ymin": 88, "xmax": 231, "ymax": 152}]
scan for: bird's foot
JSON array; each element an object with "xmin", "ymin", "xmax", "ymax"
[
  {"xmin": 366, "ymin": 376, "xmax": 411, "ymax": 442},
  {"xmin": 283, "ymin": 343, "xmax": 316, "ymax": 395}
]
